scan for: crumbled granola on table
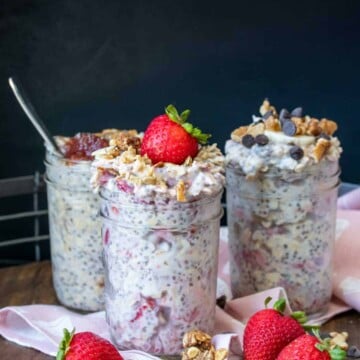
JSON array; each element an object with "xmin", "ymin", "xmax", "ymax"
[
  {"xmin": 329, "ymin": 331, "xmax": 349, "ymax": 351},
  {"xmin": 181, "ymin": 330, "xmax": 228, "ymax": 360}
]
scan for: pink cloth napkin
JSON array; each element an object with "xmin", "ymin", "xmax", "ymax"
[{"xmin": 0, "ymin": 188, "xmax": 359, "ymax": 358}]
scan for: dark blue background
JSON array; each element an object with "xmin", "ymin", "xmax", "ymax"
[{"xmin": 1, "ymin": 0, "xmax": 359, "ymax": 182}]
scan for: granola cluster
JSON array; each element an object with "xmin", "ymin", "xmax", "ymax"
[
  {"xmin": 91, "ymin": 133, "xmax": 225, "ymax": 202},
  {"xmin": 328, "ymin": 331, "xmax": 349, "ymax": 351},
  {"xmin": 181, "ymin": 330, "xmax": 227, "ymax": 360},
  {"xmin": 230, "ymin": 99, "xmax": 339, "ymax": 163},
  {"xmin": 91, "ymin": 129, "xmax": 141, "ymax": 159}
]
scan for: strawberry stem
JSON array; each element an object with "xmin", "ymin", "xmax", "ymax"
[
  {"xmin": 264, "ymin": 296, "xmax": 273, "ymax": 309},
  {"xmin": 291, "ymin": 311, "xmax": 308, "ymax": 324},
  {"xmin": 267, "ymin": 297, "xmax": 319, "ymax": 333},
  {"xmin": 56, "ymin": 328, "xmax": 75, "ymax": 360},
  {"xmin": 329, "ymin": 347, "xmax": 347, "ymax": 360},
  {"xmin": 165, "ymin": 104, "xmax": 211, "ymax": 144},
  {"xmin": 273, "ymin": 298, "xmax": 286, "ymax": 313}
]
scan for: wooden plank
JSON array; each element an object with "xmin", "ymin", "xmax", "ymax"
[{"xmin": 0, "ymin": 262, "xmax": 359, "ymax": 359}]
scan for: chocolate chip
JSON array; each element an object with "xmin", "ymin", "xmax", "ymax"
[
  {"xmin": 289, "ymin": 146, "xmax": 304, "ymax": 160},
  {"xmin": 255, "ymin": 134, "xmax": 269, "ymax": 146},
  {"xmin": 348, "ymin": 345, "xmax": 360, "ymax": 358},
  {"xmin": 279, "ymin": 108, "xmax": 291, "ymax": 120},
  {"xmin": 242, "ymin": 134, "xmax": 255, "ymax": 148},
  {"xmin": 291, "ymin": 107, "xmax": 303, "ymax": 117},
  {"xmin": 216, "ymin": 295, "xmax": 227, "ymax": 309},
  {"xmin": 282, "ymin": 120, "xmax": 297, "ymax": 136},
  {"xmin": 262, "ymin": 110, "xmax": 273, "ymax": 120},
  {"xmin": 317, "ymin": 132, "xmax": 331, "ymax": 141}
]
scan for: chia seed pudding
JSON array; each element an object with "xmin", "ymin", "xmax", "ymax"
[
  {"xmin": 45, "ymin": 130, "xmax": 136, "ymax": 311},
  {"xmin": 225, "ymin": 100, "xmax": 342, "ymax": 315},
  {"xmin": 92, "ymin": 135, "xmax": 225, "ymax": 355}
]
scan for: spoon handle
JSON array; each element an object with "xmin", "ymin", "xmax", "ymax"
[{"xmin": 8, "ymin": 77, "xmax": 63, "ymax": 156}]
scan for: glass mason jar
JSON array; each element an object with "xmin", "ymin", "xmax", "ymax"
[
  {"xmin": 45, "ymin": 148, "xmax": 104, "ymax": 311},
  {"xmin": 226, "ymin": 160, "xmax": 340, "ymax": 316},
  {"xmin": 100, "ymin": 187, "xmax": 223, "ymax": 355}
]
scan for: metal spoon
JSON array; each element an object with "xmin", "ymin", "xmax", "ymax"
[{"xmin": 8, "ymin": 76, "xmax": 63, "ymax": 156}]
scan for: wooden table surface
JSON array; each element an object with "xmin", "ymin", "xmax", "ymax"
[{"xmin": 0, "ymin": 261, "xmax": 359, "ymax": 359}]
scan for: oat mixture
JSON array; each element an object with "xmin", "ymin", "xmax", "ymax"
[
  {"xmin": 225, "ymin": 100, "xmax": 342, "ymax": 314},
  {"xmin": 91, "ymin": 134, "xmax": 225, "ymax": 354},
  {"xmin": 45, "ymin": 129, "xmax": 128, "ymax": 311}
]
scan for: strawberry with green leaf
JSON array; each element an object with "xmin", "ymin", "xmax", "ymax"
[
  {"xmin": 140, "ymin": 104, "xmax": 210, "ymax": 164},
  {"xmin": 56, "ymin": 328, "xmax": 123, "ymax": 360},
  {"xmin": 276, "ymin": 330, "xmax": 346, "ymax": 360},
  {"xmin": 243, "ymin": 297, "xmax": 314, "ymax": 360}
]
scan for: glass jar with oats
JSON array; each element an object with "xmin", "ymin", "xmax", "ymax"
[
  {"xmin": 45, "ymin": 129, "xmax": 135, "ymax": 311},
  {"xmin": 225, "ymin": 100, "xmax": 342, "ymax": 316},
  {"xmin": 92, "ymin": 106, "xmax": 225, "ymax": 355}
]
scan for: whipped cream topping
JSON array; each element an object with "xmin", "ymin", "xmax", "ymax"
[
  {"xmin": 225, "ymin": 100, "xmax": 342, "ymax": 178},
  {"xmin": 92, "ymin": 143, "xmax": 225, "ymax": 202}
]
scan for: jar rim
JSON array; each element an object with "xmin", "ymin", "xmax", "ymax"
[
  {"xmin": 44, "ymin": 174, "xmax": 94, "ymax": 192},
  {"xmin": 44, "ymin": 159, "xmax": 92, "ymax": 171},
  {"xmin": 226, "ymin": 162, "xmax": 341, "ymax": 179},
  {"xmin": 99, "ymin": 186, "xmax": 224, "ymax": 207},
  {"xmin": 100, "ymin": 208, "xmax": 224, "ymax": 229}
]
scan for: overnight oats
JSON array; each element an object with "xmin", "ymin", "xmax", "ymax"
[
  {"xmin": 225, "ymin": 100, "xmax": 342, "ymax": 315},
  {"xmin": 92, "ymin": 105, "xmax": 225, "ymax": 355},
  {"xmin": 45, "ymin": 129, "xmax": 137, "ymax": 311}
]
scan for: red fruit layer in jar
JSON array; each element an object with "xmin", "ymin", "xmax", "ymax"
[{"xmin": 63, "ymin": 133, "xmax": 109, "ymax": 160}]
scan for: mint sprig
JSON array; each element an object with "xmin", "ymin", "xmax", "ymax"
[{"xmin": 165, "ymin": 104, "xmax": 211, "ymax": 144}]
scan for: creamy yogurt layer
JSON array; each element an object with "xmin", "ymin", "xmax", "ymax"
[
  {"xmin": 225, "ymin": 100, "xmax": 341, "ymax": 315},
  {"xmin": 92, "ymin": 142, "xmax": 225, "ymax": 203},
  {"xmin": 226, "ymin": 102, "xmax": 342, "ymax": 177}
]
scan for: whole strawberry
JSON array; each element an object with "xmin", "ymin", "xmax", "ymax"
[
  {"xmin": 140, "ymin": 104, "xmax": 210, "ymax": 164},
  {"xmin": 276, "ymin": 331, "xmax": 346, "ymax": 360},
  {"xmin": 243, "ymin": 297, "xmax": 308, "ymax": 360},
  {"xmin": 56, "ymin": 328, "xmax": 123, "ymax": 360}
]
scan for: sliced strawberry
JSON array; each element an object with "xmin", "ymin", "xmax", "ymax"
[{"xmin": 130, "ymin": 296, "xmax": 157, "ymax": 323}]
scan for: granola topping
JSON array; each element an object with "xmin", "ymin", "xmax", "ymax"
[
  {"xmin": 92, "ymin": 138, "xmax": 225, "ymax": 202},
  {"xmin": 226, "ymin": 100, "xmax": 342, "ymax": 177}
]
